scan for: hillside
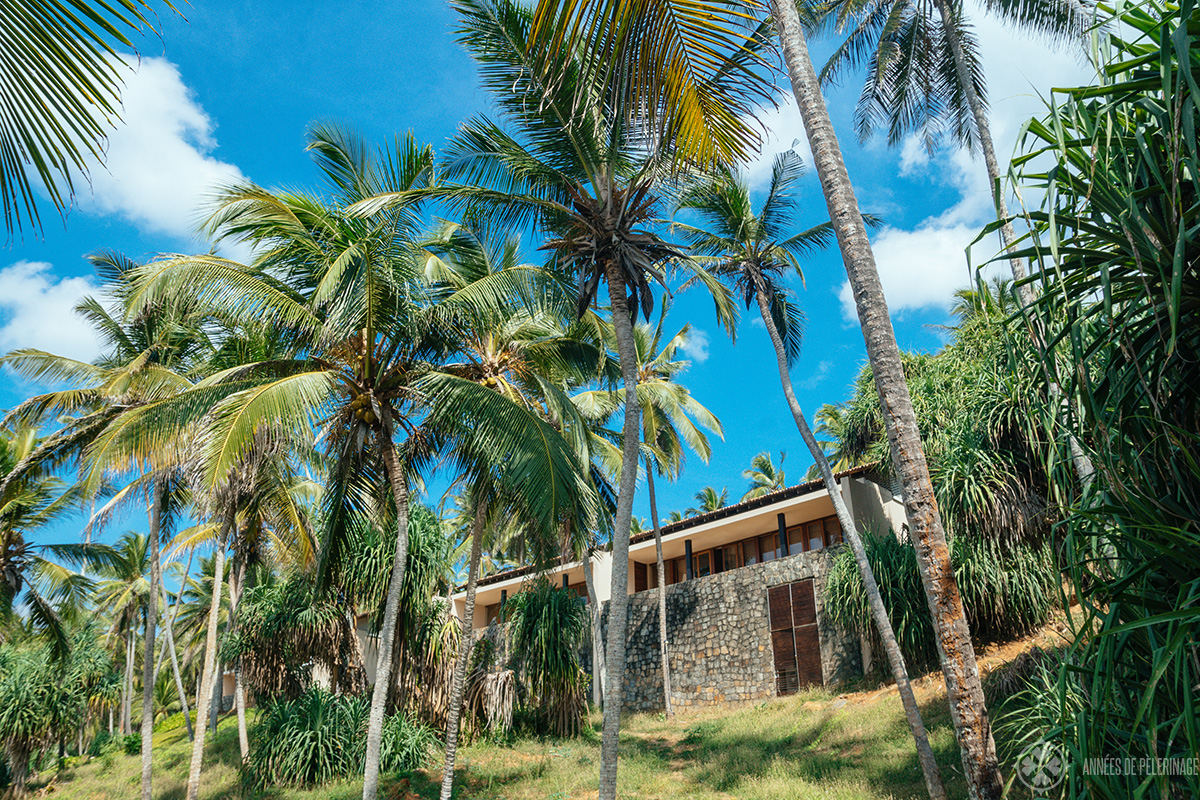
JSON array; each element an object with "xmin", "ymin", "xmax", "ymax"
[{"xmin": 25, "ymin": 619, "xmax": 1069, "ymax": 800}]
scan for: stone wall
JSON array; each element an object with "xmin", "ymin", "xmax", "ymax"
[{"xmin": 602, "ymin": 546, "xmax": 861, "ymax": 713}]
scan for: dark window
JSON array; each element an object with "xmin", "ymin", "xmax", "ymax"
[
  {"xmin": 695, "ymin": 551, "xmax": 711, "ymax": 577},
  {"xmin": 786, "ymin": 525, "xmax": 805, "ymax": 556},
  {"xmin": 807, "ymin": 521, "xmax": 824, "ymax": 552},
  {"xmin": 722, "ymin": 543, "xmax": 740, "ymax": 571},
  {"xmin": 824, "ymin": 517, "xmax": 842, "ymax": 546},
  {"xmin": 760, "ymin": 534, "xmax": 779, "ymax": 562},
  {"xmin": 743, "ymin": 537, "xmax": 760, "ymax": 565}
]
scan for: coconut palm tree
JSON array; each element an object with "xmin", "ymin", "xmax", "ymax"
[
  {"xmin": 415, "ymin": 224, "xmax": 602, "ymax": 800},
  {"xmin": 686, "ymin": 486, "xmax": 728, "ymax": 515},
  {"xmin": 805, "ymin": 404, "xmax": 859, "ymax": 480},
  {"xmin": 574, "ymin": 302, "xmax": 723, "ymax": 719},
  {"xmin": 352, "ymin": 5, "xmax": 745, "ymax": 797},
  {"xmin": 767, "ymin": 2, "xmax": 1004, "ymax": 794},
  {"xmin": 121, "ymin": 126, "xmax": 589, "ymax": 800},
  {"xmin": 813, "ymin": 0, "xmax": 1090, "ymax": 298},
  {"xmin": 0, "ymin": 0, "xmax": 181, "ymax": 236},
  {"xmin": 0, "ymin": 424, "xmax": 98, "ymax": 659},
  {"xmin": 675, "ymin": 150, "xmax": 948, "ymax": 799},
  {"xmin": 742, "ymin": 451, "xmax": 787, "ymax": 500},
  {"xmin": 91, "ymin": 532, "xmax": 150, "ymax": 736}
]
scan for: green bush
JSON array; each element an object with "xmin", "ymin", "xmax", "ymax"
[
  {"xmin": 242, "ymin": 687, "xmax": 433, "ymax": 789},
  {"xmin": 154, "ymin": 711, "xmax": 191, "ymax": 732},
  {"xmin": 824, "ymin": 529, "xmax": 1057, "ymax": 672},
  {"xmin": 506, "ymin": 578, "xmax": 588, "ymax": 737},
  {"xmin": 122, "ymin": 733, "xmax": 141, "ymax": 756}
]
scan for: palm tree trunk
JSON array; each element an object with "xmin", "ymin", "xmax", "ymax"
[
  {"xmin": 230, "ymin": 559, "xmax": 251, "ymax": 762},
  {"xmin": 583, "ymin": 548, "xmax": 605, "ymax": 707},
  {"xmin": 156, "ymin": 547, "xmax": 195, "ymax": 742},
  {"xmin": 162, "ymin": 602, "xmax": 194, "ymax": 742},
  {"xmin": 154, "ymin": 547, "xmax": 195, "ymax": 681},
  {"xmin": 439, "ymin": 496, "xmax": 486, "ymax": 800},
  {"xmin": 769, "ymin": 3, "xmax": 1003, "ymax": 798},
  {"xmin": 597, "ymin": 267, "xmax": 642, "ymax": 800},
  {"xmin": 140, "ymin": 483, "xmax": 163, "ymax": 800},
  {"xmin": 123, "ymin": 629, "xmax": 134, "ymax": 736},
  {"xmin": 210, "ymin": 662, "xmax": 221, "ymax": 733},
  {"xmin": 186, "ymin": 521, "xmax": 229, "ymax": 800},
  {"xmin": 644, "ymin": 464, "xmax": 673, "ymax": 719},
  {"xmin": 754, "ymin": 283, "xmax": 946, "ymax": 800},
  {"xmin": 932, "ymin": 0, "xmax": 1095, "ymax": 490},
  {"xmin": 362, "ymin": 411, "xmax": 413, "ymax": 800}
]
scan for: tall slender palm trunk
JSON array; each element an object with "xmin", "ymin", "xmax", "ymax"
[
  {"xmin": 123, "ymin": 629, "xmax": 134, "ymax": 735},
  {"xmin": 186, "ymin": 521, "xmax": 229, "ymax": 800},
  {"xmin": 754, "ymin": 283, "xmax": 946, "ymax": 800},
  {"xmin": 439, "ymin": 498, "xmax": 486, "ymax": 800},
  {"xmin": 209, "ymin": 662, "xmax": 221, "ymax": 733},
  {"xmin": 769, "ymin": 2, "xmax": 1003, "ymax": 797},
  {"xmin": 597, "ymin": 267, "xmax": 642, "ymax": 800},
  {"xmin": 140, "ymin": 483, "xmax": 163, "ymax": 800},
  {"xmin": 932, "ymin": 0, "xmax": 1095, "ymax": 488},
  {"xmin": 644, "ymin": 465, "xmax": 673, "ymax": 719},
  {"xmin": 362, "ymin": 413, "xmax": 413, "ymax": 800},
  {"xmin": 156, "ymin": 547, "xmax": 195, "ymax": 742},
  {"xmin": 160, "ymin": 594, "xmax": 194, "ymax": 741},
  {"xmin": 583, "ymin": 549, "xmax": 605, "ymax": 707},
  {"xmin": 231, "ymin": 559, "xmax": 251, "ymax": 761}
]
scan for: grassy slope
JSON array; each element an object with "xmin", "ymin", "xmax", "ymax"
[
  {"xmin": 32, "ymin": 621, "xmax": 1070, "ymax": 800},
  {"xmin": 29, "ymin": 688, "xmax": 962, "ymax": 800}
]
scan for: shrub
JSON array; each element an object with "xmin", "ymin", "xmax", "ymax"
[
  {"xmin": 242, "ymin": 687, "xmax": 433, "ymax": 789},
  {"xmin": 154, "ymin": 711, "xmax": 191, "ymax": 732},
  {"xmin": 825, "ymin": 529, "xmax": 1057, "ymax": 672},
  {"xmin": 122, "ymin": 733, "xmax": 141, "ymax": 756},
  {"xmin": 506, "ymin": 578, "xmax": 588, "ymax": 737}
]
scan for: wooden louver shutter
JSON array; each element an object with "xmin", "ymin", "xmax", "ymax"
[
  {"xmin": 792, "ymin": 579, "xmax": 823, "ymax": 687},
  {"xmin": 767, "ymin": 579, "xmax": 824, "ymax": 696},
  {"xmin": 634, "ymin": 561, "xmax": 648, "ymax": 593}
]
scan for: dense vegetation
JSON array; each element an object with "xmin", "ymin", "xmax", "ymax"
[{"xmin": 0, "ymin": 0, "xmax": 1195, "ymax": 799}]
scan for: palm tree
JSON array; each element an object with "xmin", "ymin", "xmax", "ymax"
[
  {"xmin": 742, "ymin": 451, "xmax": 786, "ymax": 500},
  {"xmin": 355, "ymin": 5, "xmax": 747, "ymax": 797},
  {"xmin": 770, "ymin": 2, "xmax": 1003, "ymax": 792},
  {"xmin": 814, "ymin": 0, "xmax": 1090, "ymax": 298},
  {"xmin": 0, "ymin": 424, "xmax": 97, "ymax": 659},
  {"xmin": 121, "ymin": 126, "xmax": 589, "ymax": 800},
  {"xmin": 805, "ymin": 405, "xmax": 858, "ymax": 480},
  {"xmin": 575, "ymin": 302, "xmax": 723, "ymax": 719},
  {"xmin": 91, "ymin": 532, "xmax": 150, "ymax": 736},
  {"xmin": 675, "ymin": 151, "xmax": 947, "ymax": 799},
  {"xmin": 421, "ymin": 224, "xmax": 601, "ymax": 800},
  {"xmin": 0, "ymin": 0, "xmax": 180, "ymax": 237},
  {"xmin": 686, "ymin": 486, "xmax": 728, "ymax": 516}
]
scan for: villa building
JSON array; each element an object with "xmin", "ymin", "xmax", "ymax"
[{"xmin": 451, "ymin": 465, "xmax": 907, "ymax": 712}]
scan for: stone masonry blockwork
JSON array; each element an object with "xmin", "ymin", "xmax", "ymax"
[{"xmin": 601, "ymin": 546, "xmax": 861, "ymax": 713}]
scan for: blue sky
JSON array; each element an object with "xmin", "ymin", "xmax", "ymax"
[{"xmin": 0, "ymin": 1, "xmax": 1095, "ymax": 550}]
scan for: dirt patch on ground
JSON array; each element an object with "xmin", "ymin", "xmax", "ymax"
[{"xmin": 828, "ymin": 610, "xmax": 1079, "ymax": 712}]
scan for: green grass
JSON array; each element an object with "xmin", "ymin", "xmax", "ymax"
[{"xmin": 28, "ymin": 684, "xmax": 975, "ymax": 800}]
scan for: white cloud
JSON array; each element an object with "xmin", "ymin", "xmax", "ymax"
[
  {"xmin": 0, "ymin": 262, "xmax": 102, "ymax": 363},
  {"xmin": 836, "ymin": 3, "xmax": 1096, "ymax": 320},
  {"xmin": 680, "ymin": 327, "xmax": 710, "ymax": 364},
  {"xmin": 80, "ymin": 57, "xmax": 245, "ymax": 241},
  {"xmin": 899, "ymin": 136, "xmax": 930, "ymax": 176},
  {"xmin": 799, "ymin": 359, "xmax": 832, "ymax": 390},
  {"xmin": 838, "ymin": 222, "xmax": 991, "ymax": 319},
  {"xmin": 742, "ymin": 95, "xmax": 816, "ymax": 190}
]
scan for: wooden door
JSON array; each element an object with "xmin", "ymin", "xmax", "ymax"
[{"xmin": 767, "ymin": 578, "xmax": 824, "ymax": 695}]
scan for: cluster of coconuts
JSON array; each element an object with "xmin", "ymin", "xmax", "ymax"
[{"xmin": 349, "ymin": 393, "xmax": 377, "ymax": 425}]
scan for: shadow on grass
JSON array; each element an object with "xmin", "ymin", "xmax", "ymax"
[{"xmin": 617, "ymin": 694, "xmax": 969, "ymax": 800}]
